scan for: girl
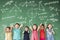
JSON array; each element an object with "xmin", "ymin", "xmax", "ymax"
[
  {"xmin": 30, "ymin": 24, "xmax": 38, "ymax": 40},
  {"xmin": 5, "ymin": 27, "xmax": 12, "ymax": 40},
  {"xmin": 23, "ymin": 26, "xmax": 30, "ymax": 40},
  {"xmin": 39, "ymin": 24, "xmax": 46, "ymax": 40},
  {"xmin": 12, "ymin": 23, "xmax": 23, "ymax": 40},
  {"xmin": 46, "ymin": 24, "xmax": 55, "ymax": 40}
]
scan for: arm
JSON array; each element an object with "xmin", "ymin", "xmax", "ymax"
[
  {"xmin": 10, "ymin": 25, "xmax": 14, "ymax": 29},
  {"xmin": 47, "ymin": 29, "xmax": 52, "ymax": 35},
  {"xmin": 37, "ymin": 25, "xmax": 40, "ymax": 31},
  {"xmin": 10, "ymin": 27, "xmax": 13, "ymax": 32},
  {"xmin": 37, "ymin": 24, "xmax": 42, "ymax": 31},
  {"xmin": 44, "ymin": 26, "xmax": 46, "ymax": 31},
  {"xmin": 52, "ymin": 29, "xmax": 55, "ymax": 34},
  {"xmin": 45, "ymin": 26, "xmax": 47, "ymax": 29},
  {"xmin": 4, "ymin": 28, "xmax": 6, "ymax": 33},
  {"xmin": 19, "ymin": 24, "xmax": 23, "ymax": 29},
  {"xmin": 29, "ymin": 26, "xmax": 32, "ymax": 31},
  {"xmin": 45, "ymin": 23, "xmax": 47, "ymax": 29},
  {"xmin": 10, "ymin": 25, "xmax": 14, "ymax": 28},
  {"xmin": 10, "ymin": 25, "xmax": 14, "ymax": 32}
]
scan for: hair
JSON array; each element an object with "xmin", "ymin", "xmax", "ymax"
[
  {"xmin": 25, "ymin": 26, "xmax": 29, "ymax": 29},
  {"xmin": 15, "ymin": 23, "xmax": 20, "ymax": 26},
  {"xmin": 41, "ymin": 24, "xmax": 45, "ymax": 27},
  {"xmin": 40, "ymin": 24, "xmax": 45, "ymax": 28},
  {"xmin": 33, "ymin": 24, "xmax": 38, "ymax": 30},
  {"xmin": 6, "ymin": 27, "xmax": 11, "ymax": 30},
  {"xmin": 33, "ymin": 24, "xmax": 38, "ymax": 27},
  {"xmin": 47, "ymin": 23, "xmax": 53, "ymax": 29}
]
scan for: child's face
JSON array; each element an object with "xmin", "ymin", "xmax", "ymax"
[
  {"xmin": 15, "ymin": 24, "xmax": 19, "ymax": 28},
  {"xmin": 48, "ymin": 24, "xmax": 52, "ymax": 29},
  {"xmin": 33, "ymin": 25, "xmax": 37, "ymax": 30},
  {"xmin": 6, "ymin": 28, "xmax": 10, "ymax": 32},
  {"xmin": 41, "ymin": 26, "xmax": 44, "ymax": 29},
  {"xmin": 25, "ymin": 27, "xmax": 28, "ymax": 31}
]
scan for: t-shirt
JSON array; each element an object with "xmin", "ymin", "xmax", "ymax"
[
  {"xmin": 40, "ymin": 29, "xmax": 45, "ymax": 38},
  {"xmin": 24, "ymin": 31, "xmax": 30, "ymax": 40},
  {"xmin": 13, "ymin": 28, "xmax": 21, "ymax": 39},
  {"xmin": 5, "ymin": 32, "xmax": 12, "ymax": 40}
]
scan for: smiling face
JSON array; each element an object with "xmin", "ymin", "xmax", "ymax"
[
  {"xmin": 33, "ymin": 24, "xmax": 37, "ymax": 30},
  {"xmin": 48, "ymin": 24, "xmax": 52, "ymax": 29},
  {"xmin": 41, "ymin": 26, "xmax": 44, "ymax": 29},
  {"xmin": 15, "ymin": 23, "xmax": 20, "ymax": 29},
  {"xmin": 15, "ymin": 24, "xmax": 19, "ymax": 28},
  {"xmin": 40, "ymin": 24, "xmax": 45, "ymax": 29},
  {"xmin": 6, "ymin": 27, "xmax": 10, "ymax": 32},
  {"xmin": 6, "ymin": 28, "xmax": 10, "ymax": 32},
  {"xmin": 25, "ymin": 27, "xmax": 28, "ymax": 31}
]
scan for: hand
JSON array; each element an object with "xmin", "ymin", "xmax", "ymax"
[
  {"xmin": 40, "ymin": 23, "xmax": 42, "ymax": 26},
  {"xmin": 37, "ymin": 25, "xmax": 40, "ymax": 31},
  {"xmin": 38, "ymin": 25, "xmax": 40, "ymax": 29},
  {"xmin": 52, "ymin": 30, "xmax": 55, "ymax": 34},
  {"xmin": 20, "ymin": 24, "xmax": 23, "ymax": 28},
  {"xmin": 29, "ymin": 26, "xmax": 32, "ymax": 30},
  {"xmin": 4, "ymin": 28, "xmax": 6, "ymax": 32},
  {"xmin": 51, "ymin": 29, "xmax": 55, "ymax": 34},
  {"xmin": 10, "ymin": 25, "xmax": 14, "ymax": 28}
]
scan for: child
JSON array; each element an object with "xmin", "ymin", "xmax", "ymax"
[
  {"xmin": 23, "ymin": 26, "xmax": 30, "ymax": 40},
  {"xmin": 5, "ymin": 27, "xmax": 12, "ymax": 40},
  {"xmin": 12, "ymin": 23, "xmax": 23, "ymax": 40},
  {"xmin": 46, "ymin": 24, "xmax": 55, "ymax": 40},
  {"xmin": 38, "ymin": 24, "xmax": 46, "ymax": 40},
  {"xmin": 30, "ymin": 24, "xmax": 38, "ymax": 40}
]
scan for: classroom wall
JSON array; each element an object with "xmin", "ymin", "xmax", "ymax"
[{"xmin": 0, "ymin": 0, "xmax": 60, "ymax": 40}]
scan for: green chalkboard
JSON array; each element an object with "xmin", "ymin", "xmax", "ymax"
[{"xmin": 0, "ymin": 0, "xmax": 60, "ymax": 40}]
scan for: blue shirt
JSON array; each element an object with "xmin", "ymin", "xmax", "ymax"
[
  {"xmin": 46, "ymin": 29, "xmax": 54, "ymax": 40},
  {"xmin": 13, "ymin": 28, "xmax": 21, "ymax": 39}
]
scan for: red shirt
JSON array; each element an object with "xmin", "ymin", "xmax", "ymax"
[{"xmin": 40, "ymin": 29, "xmax": 45, "ymax": 39}]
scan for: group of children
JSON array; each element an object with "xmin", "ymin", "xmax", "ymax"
[{"xmin": 5, "ymin": 23, "xmax": 55, "ymax": 40}]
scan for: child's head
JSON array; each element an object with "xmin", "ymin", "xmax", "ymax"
[
  {"xmin": 40, "ymin": 24, "xmax": 45, "ymax": 29},
  {"xmin": 6, "ymin": 27, "xmax": 11, "ymax": 32},
  {"xmin": 14, "ymin": 23, "xmax": 20, "ymax": 28},
  {"xmin": 25, "ymin": 26, "xmax": 29, "ymax": 31},
  {"xmin": 33, "ymin": 24, "xmax": 37, "ymax": 30},
  {"xmin": 47, "ymin": 23, "xmax": 52, "ymax": 29}
]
